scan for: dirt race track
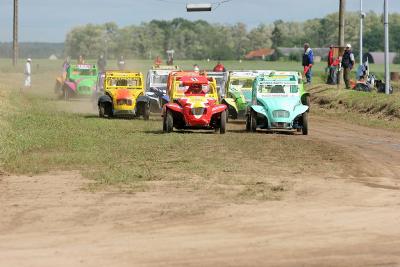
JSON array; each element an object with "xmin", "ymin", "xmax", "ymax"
[{"xmin": 1, "ymin": 117, "xmax": 400, "ymax": 267}]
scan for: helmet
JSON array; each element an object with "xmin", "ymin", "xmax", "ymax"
[{"xmin": 193, "ymin": 65, "xmax": 200, "ymax": 72}]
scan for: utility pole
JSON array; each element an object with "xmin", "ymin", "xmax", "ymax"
[
  {"xmin": 339, "ymin": 0, "xmax": 345, "ymax": 47},
  {"xmin": 359, "ymin": 0, "xmax": 364, "ymax": 65},
  {"xmin": 338, "ymin": 0, "xmax": 346, "ymax": 85},
  {"xmin": 384, "ymin": 0, "xmax": 390, "ymax": 95},
  {"xmin": 13, "ymin": 0, "xmax": 19, "ymax": 66}
]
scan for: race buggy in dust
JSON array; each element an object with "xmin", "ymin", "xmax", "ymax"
[
  {"xmin": 246, "ymin": 71, "xmax": 309, "ymax": 135},
  {"xmin": 97, "ymin": 70, "xmax": 150, "ymax": 120},
  {"xmin": 55, "ymin": 64, "xmax": 98, "ymax": 100},
  {"xmin": 162, "ymin": 73, "xmax": 227, "ymax": 134},
  {"xmin": 222, "ymin": 70, "xmax": 271, "ymax": 120},
  {"xmin": 145, "ymin": 65, "xmax": 179, "ymax": 112},
  {"xmin": 205, "ymin": 71, "xmax": 228, "ymax": 99}
]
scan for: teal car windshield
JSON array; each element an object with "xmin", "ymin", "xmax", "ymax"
[{"xmin": 258, "ymin": 84, "xmax": 299, "ymax": 94}]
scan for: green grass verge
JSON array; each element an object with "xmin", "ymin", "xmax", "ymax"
[
  {"xmin": 310, "ymin": 85, "xmax": 400, "ymax": 130},
  {"xmin": 0, "ymin": 88, "xmax": 352, "ymax": 200}
]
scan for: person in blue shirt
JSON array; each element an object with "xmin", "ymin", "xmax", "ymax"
[{"xmin": 302, "ymin": 43, "xmax": 314, "ymax": 84}]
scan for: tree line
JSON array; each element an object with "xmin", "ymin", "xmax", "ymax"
[{"xmin": 62, "ymin": 12, "xmax": 400, "ymax": 60}]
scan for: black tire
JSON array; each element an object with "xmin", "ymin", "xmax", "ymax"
[
  {"xmin": 250, "ymin": 110, "xmax": 257, "ymax": 132},
  {"xmin": 99, "ymin": 103, "xmax": 105, "ymax": 118},
  {"xmin": 163, "ymin": 110, "xmax": 173, "ymax": 133},
  {"xmin": 64, "ymin": 88, "xmax": 69, "ymax": 101},
  {"xmin": 246, "ymin": 114, "xmax": 251, "ymax": 132},
  {"xmin": 302, "ymin": 112, "xmax": 309, "ymax": 135},
  {"xmin": 143, "ymin": 103, "xmax": 150, "ymax": 120},
  {"xmin": 220, "ymin": 111, "xmax": 226, "ymax": 134},
  {"xmin": 306, "ymin": 95, "xmax": 311, "ymax": 112}
]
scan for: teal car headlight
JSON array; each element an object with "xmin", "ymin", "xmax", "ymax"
[{"xmin": 273, "ymin": 110, "xmax": 290, "ymax": 118}]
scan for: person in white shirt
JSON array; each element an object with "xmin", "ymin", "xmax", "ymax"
[{"xmin": 24, "ymin": 58, "xmax": 32, "ymax": 88}]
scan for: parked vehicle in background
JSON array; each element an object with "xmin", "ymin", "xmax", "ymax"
[
  {"xmin": 163, "ymin": 74, "xmax": 227, "ymax": 134},
  {"xmin": 97, "ymin": 70, "xmax": 150, "ymax": 119},
  {"xmin": 145, "ymin": 65, "xmax": 180, "ymax": 112},
  {"xmin": 55, "ymin": 64, "xmax": 98, "ymax": 100},
  {"xmin": 246, "ymin": 71, "xmax": 309, "ymax": 135}
]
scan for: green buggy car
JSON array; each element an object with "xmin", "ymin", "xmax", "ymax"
[
  {"xmin": 222, "ymin": 70, "xmax": 271, "ymax": 120},
  {"xmin": 60, "ymin": 64, "xmax": 98, "ymax": 100},
  {"xmin": 246, "ymin": 71, "xmax": 309, "ymax": 135}
]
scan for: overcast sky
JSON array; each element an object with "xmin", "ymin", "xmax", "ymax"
[{"xmin": 1, "ymin": 0, "xmax": 399, "ymax": 42}]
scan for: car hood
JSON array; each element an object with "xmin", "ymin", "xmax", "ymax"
[
  {"xmin": 258, "ymin": 96, "xmax": 301, "ymax": 111},
  {"xmin": 77, "ymin": 78, "xmax": 96, "ymax": 88},
  {"xmin": 231, "ymin": 89, "xmax": 252, "ymax": 102}
]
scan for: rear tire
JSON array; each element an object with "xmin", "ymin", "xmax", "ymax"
[
  {"xmin": 246, "ymin": 114, "xmax": 251, "ymax": 132},
  {"xmin": 163, "ymin": 110, "xmax": 173, "ymax": 133},
  {"xmin": 220, "ymin": 111, "xmax": 226, "ymax": 134},
  {"xmin": 64, "ymin": 88, "xmax": 69, "ymax": 101},
  {"xmin": 302, "ymin": 112, "xmax": 309, "ymax": 135}
]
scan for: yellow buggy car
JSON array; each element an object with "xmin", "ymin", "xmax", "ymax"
[{"xmin": 97, "ymin": 71, "xmax": 150, "ymax": 119}]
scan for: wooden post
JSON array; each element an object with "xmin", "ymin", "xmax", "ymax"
[{"xmin": 338, "ymin": 0, "xmax": 346, "ymax": 86}]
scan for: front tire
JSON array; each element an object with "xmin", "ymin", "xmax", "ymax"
[
  {"xmin": 220, "ymin": 111, "xmax": 226, "ymax": 134},
  {"xmin": 250, "ymin": 110, "xmax": 257, "ymax": 132},
  {"xmin": 143, "ymin": 103, "xmax": 150, "ymax": 120},
  {"xmin": 163, "ymin": 110, "xmax": 173, "ymax": 133},
  {"xmin": 306, "ymin": 95, "xmax": 311, "ymax": 112},
  {"xmin": 99, "ymin": 103, "xmax": 105, "ymax": 118},
  {"xmin": 302, "ymin": 112, "xmax": 309, "ymax": 135}
]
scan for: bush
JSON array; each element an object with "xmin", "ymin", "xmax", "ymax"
[
  {"xmin": 288, "ymin": 52, "xmax": 301, "ymax": 62},
  {"xmin": 393, "ymin": 52, "xmax": 400, "ymax": 64}
]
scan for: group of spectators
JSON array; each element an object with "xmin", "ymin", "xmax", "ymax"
[{"xmin": 302, "ymin": 43, "xmax": 355, "ymax": 88}]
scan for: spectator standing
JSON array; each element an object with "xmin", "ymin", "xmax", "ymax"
[
  {"xmin": 342, "ymin": 44, "xmax": 355, "ymax": 89},
  {"xmin": 24, "ymin": 58, "xmax": 32, "ymax": 88},
  {"xmin": 213, "ymin": 61, "xmax": 226, "ymax": 72},
  {"xmin": 78, "ymin": 55, "xmax": 85, "ymax": 64},
  {"xmin": 302, "ymin": 43, "xmax": 314, "ymax": 84},
  {"xmin": 97, "ymin": 54, "xmax": 107, "ymax": 72},
  {"xmin": 117, "ymin": 56, "xmax": 125, "ymax": 70}
]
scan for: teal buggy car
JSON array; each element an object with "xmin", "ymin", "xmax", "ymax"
[{"xmin": 246, "ymin": 71, "xmax": 309, "ymax": 135}]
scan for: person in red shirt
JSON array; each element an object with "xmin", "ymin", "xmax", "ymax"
[{"xmin": 213, "ymin": 61, "xmax": 226, "ymax": 72}]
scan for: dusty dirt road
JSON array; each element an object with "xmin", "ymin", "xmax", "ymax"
[{"xmin": 1, "ymin": 117, "xmax": 400, "ymax": 267}]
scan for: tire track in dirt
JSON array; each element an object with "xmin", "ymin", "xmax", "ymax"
[{"xmin": 1, "ymin": 117, "xmax": 400, "ymax": 266}]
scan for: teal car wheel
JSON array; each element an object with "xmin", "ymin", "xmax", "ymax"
[
  {"xmin": 250, "ymin": 110, "xmax": 257, "ymax": 132},
  {"xmin": 302, "ymin": 112, "xmax": 308, "ymax": 135}
]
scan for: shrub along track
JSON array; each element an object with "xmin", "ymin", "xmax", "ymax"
[{"xmin": 1, "ymin": 85, "xmax": 400, "ymax": 266}]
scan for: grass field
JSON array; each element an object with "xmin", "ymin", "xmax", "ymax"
[{"xmin": 0, "ymin": 59, "xmax": 358, "ymax": 199}]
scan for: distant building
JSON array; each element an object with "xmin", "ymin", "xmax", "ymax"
[
  {"xmin": 245, "ymin": 48, "xmax": 275, "ymax": 60},
  {"xmin": 49, "ymin": 54, "xmax": 58, "ymax": 60},
  {"xmin": 363, "ymin": 52, "xmax": 397, "ymax": 64}
]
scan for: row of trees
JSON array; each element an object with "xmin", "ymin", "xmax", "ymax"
[{"xmin": 64, "ymin": 12, "xmax": 400, "ymax": 60}]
